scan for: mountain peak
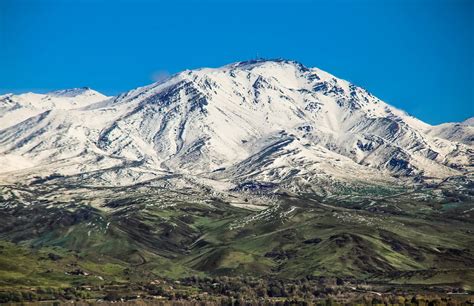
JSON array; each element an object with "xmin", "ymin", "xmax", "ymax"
[
  {"xmin": 226, "ymin": 58, "xmax": 309, "ymax": 71},
  {"xmin": 47, "ymin": 87, "xmax": 103, "ymax": 98}
]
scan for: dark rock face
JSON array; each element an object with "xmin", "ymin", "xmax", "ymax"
[
  {"xmin": 303, "ymin": 238, "xmax": 322, "ymax": 244},
  {"xmin": 232, "ymin": 181, "xmax": 277, "ymax": 192}
]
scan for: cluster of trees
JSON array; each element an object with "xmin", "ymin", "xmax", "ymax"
[
  {"xmin": 0, "ymin": 287, "xmax": 92, "ymax": 303},
  {"xmin": 0, "ymin": 276, "xmax": 471, "ymax": 305},
  {"xmin": 142, "ymin": 276, "xmax": 470, "ymax": 305},
  {"xmin": 174, "ymin": 276, "xmax": 337, "ymax": 300}
]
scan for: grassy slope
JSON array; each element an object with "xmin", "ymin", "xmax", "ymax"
[{"xmin": 0, "ymin": 182, "xmax": 473, "ymax": 290}]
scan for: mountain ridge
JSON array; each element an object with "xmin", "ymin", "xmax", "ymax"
[{"xmin": 0, "ymin": 59, "xmax": 472, "ymax": 196}]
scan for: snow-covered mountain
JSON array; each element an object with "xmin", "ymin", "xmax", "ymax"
[{"xmin": 0, "ymin": 59, "xmax": 472, "ymax": 195}]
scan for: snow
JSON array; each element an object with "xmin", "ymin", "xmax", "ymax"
[
  {"xmin": 0, "ymin": 59, "xmax": 471, "ymax": 193},
  {"xmin": 0, "ymin": 88, "xmax": 108, "ymax": 130},
  {"xmin": 0, "ymin": 154, "xmax": 35, "ymax": 172},
  {"xmin": 425, "ymin": 120, "xmax": 474, "ymax": 146}
]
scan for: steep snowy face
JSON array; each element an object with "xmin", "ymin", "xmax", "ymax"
[
  {"xmin": 0, "ymin": 59, "xmax": 471, "ymax": 190},
  {"xmin": 94, "ymin": 60, "xmax": 469, "ymax": 178}
]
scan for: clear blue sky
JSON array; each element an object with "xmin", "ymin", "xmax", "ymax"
[{"xmin": 0, "ymin": 0, "xmax": 472, "ymax": 124}]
